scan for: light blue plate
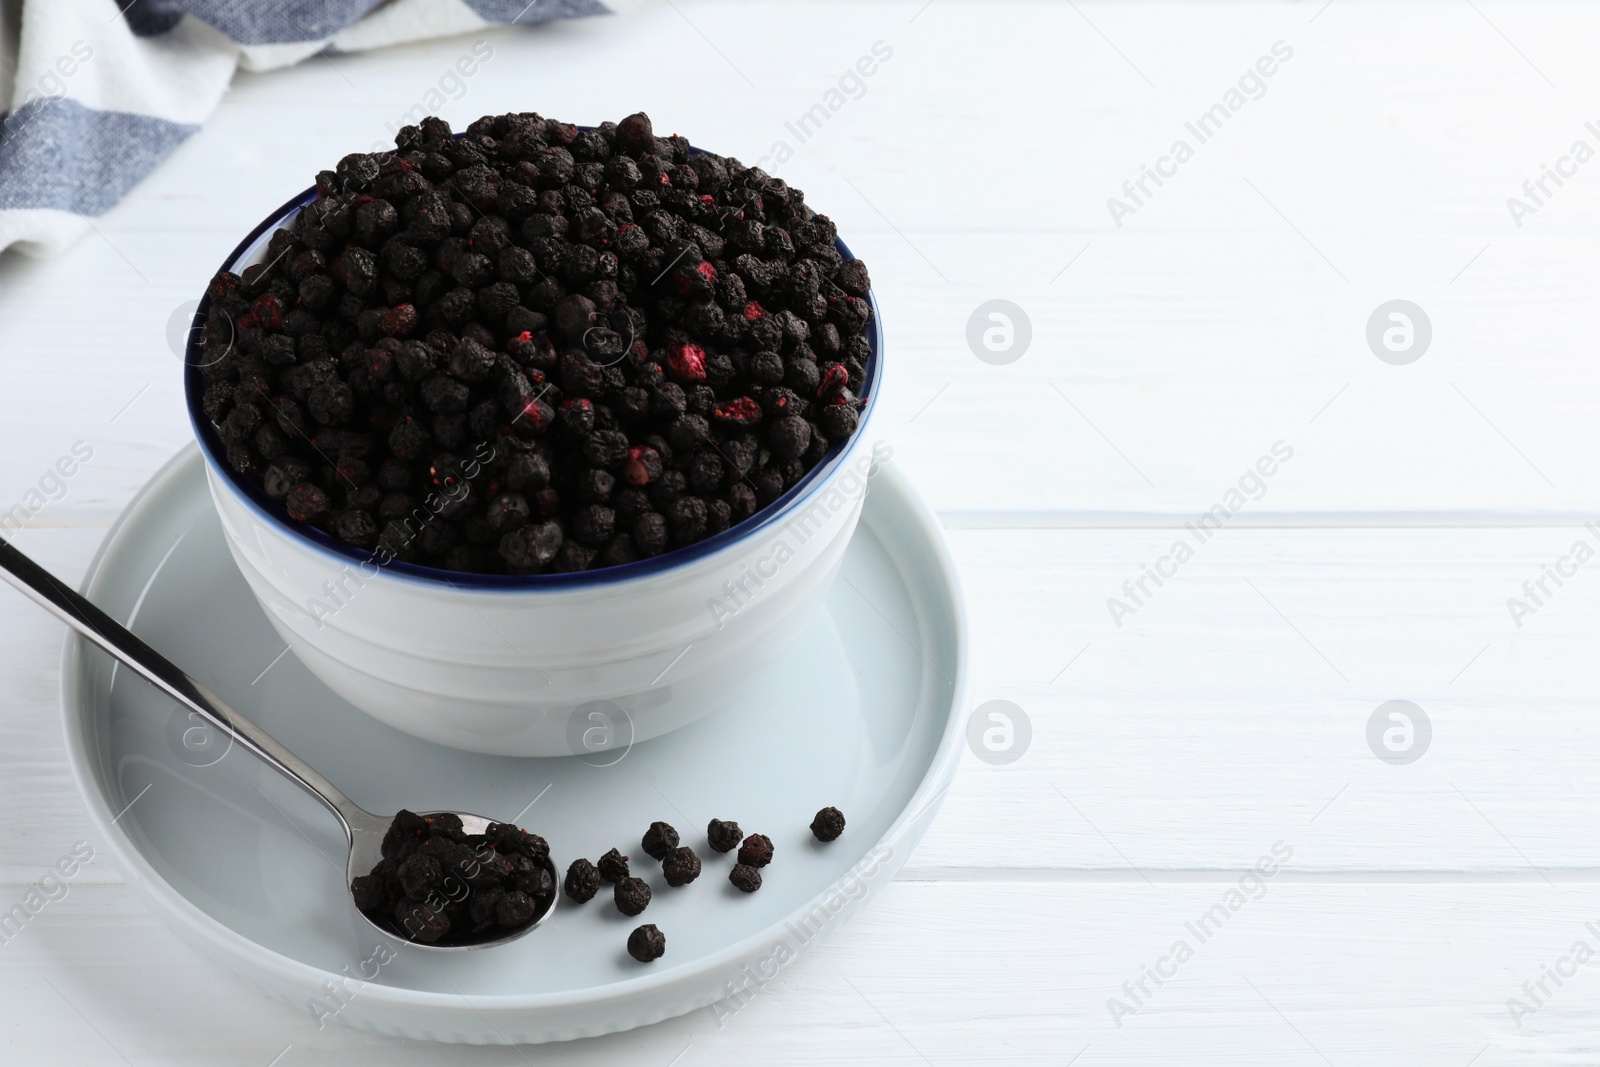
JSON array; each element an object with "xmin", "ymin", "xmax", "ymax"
[{"xmin": 60, "ymin": 445, "xmax": 967, "ymax": 1043}]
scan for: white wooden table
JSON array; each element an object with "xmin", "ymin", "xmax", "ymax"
[{"xmin": 2, "ymin": 0, "xmax": 1598, "ymax": 1061}]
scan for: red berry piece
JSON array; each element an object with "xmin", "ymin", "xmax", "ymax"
[
  {"xmin": 667, "ymin": 343, "xmax": 706, "ymax": 382},
  {"xmin": 742, "ymin": 301, "xmax": 766, "ymax": 321},
  {"xmin": 817, "ymin": 362, "xmax": 849, "ymax": 399},
  {"xmin": 711, "ymin": 396, "xmax": 762, "ymax": 428},
  {"xmin": 621, "ymin": 445, "xmax": 663, "ymax": 486}
]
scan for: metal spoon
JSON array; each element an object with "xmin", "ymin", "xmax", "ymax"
[{"xmin": 0, "ymin": 535, "xmax": 555, "ymax": 950}]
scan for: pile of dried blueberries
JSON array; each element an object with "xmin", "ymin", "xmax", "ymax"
[
  {"xmin": 350, "ymin": 810, "xmax": 555, "ymax": 946},
  {"xmin": 196, "ymin": 110, "xmax": 873, "ymax": 575},
  {"xmin": 354, "ymin": 807, "xmax": 846, "ymax": 956},
  {"xmin": 568, "ymin": 808, "xmax": 846, "ymax": 963}
]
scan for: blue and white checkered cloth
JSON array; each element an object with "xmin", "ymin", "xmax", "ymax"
[{"xmin": 0, "ymin": 0, "xmax": 610, "ymax": 255}]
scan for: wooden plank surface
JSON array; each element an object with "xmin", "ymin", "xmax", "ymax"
[
  {"xmin": 0, "ymin": 881, "xmax": 1591, "ymax": 1065},
  {"xmin": 5, "ymin": 525, "xmax": 1600, "ymax": 881}
]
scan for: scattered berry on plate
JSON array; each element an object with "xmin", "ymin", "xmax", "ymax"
[
  {"xmin": 614, "ymin": 875, "xmax": 652, "ymax": 917},
  {"xmin": 706, "ymin": 818, "xmax": 742, "ymax": 853},
  {"xmin": 729, "ymin": 863, "xmax": 762, "ymax": 893},
  {"xmin": 641, "ymin": 820, "xmax": 679, "ymax": 860},
  {"xmin": 809, "ymin": 806, "xmax": 845, "ymax": 842},
  {"xmin": 597, "ymin": 847, "xmax": 630, "ymax": 883},
  {"xmin": 564, "ymin": 857, "xmax": 601, "ymax": 903},
  {"xmin": 662, "ymin": 845, "xmax": 702, "ymax": 887},
  {"xmin": 628, "ymin": 923, "xmax": 666, "ymax": 962},
  {"xmin": 737, "ymin": 832, "xmax": 774, "ymax": 869}
]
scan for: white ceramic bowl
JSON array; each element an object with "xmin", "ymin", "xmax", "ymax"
[{"xmin": 186, "ymin": 184, "xmax": 883, "ymax": 756}]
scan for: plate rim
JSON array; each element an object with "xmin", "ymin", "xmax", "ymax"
[{"xmin": 59, "ymin": 444, "xmax": 969, "ymax": 1015}]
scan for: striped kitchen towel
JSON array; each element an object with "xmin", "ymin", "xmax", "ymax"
[{"xmin": 0, "ymin": 0, "xmax": 610, "ymax": 256}]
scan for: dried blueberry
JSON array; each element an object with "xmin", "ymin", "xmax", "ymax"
[
  {"xmin": 396, "ymin": 852, "xmax": 443, "ymax": 899},
  {"xmin": 498, "ymin": 520, "xmax": 563, "ymax": 573},
  {"xmin": 707, "ymin": 819, "xmax": 743, "ymax": 854},
  {"xmin": 614, "ymin": 875, "xmax": 651, "ymax": 916},
  {"xmin": 564, "ymin": 858, "xmax": 601, "ymax": 903},
  {"xmin": 738, "ymin": 833, "xmax": 774, "ymax": 869},
  {"xmin": 495, "ymin": 890, "xmax": 537, "ymax": 928},
  {"xmin": 662, "ymin": 846, "xmax": 702, "ymax": 887},
  {"xmin": 350, "ymin": 870, "xmax": 391, "ymax": 912},
  {"xmin": 597, "ymin": 848, "xmax": 630, "ymax": 883},
  {"xmin": 627, "ymin": 922, "xmax": 666, "ymax": 963},
  {"xmin": 810, "ymin": 806, "xmax": 846, "ymax": 842},
  {"xmin": 394, "ymin": 899, "xmax": 450, "ymax": 943},
  {"xmin": 641, "ymin": 821, "xmax": 679, "ymax": 861}
]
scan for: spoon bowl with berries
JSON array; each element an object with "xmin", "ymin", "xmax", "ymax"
[{"xmin": 0, "ymin": 534, "xmax": 555, "ymax": 950}]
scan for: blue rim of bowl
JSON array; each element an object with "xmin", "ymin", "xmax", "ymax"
[{"xmin": 184, "ymin": 163, "xmax": 882, "ymax": 590}]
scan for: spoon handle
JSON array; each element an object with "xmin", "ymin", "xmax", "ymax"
[{"xmin": 0, "ymin": 534, "xmax": 366, "ymax": 831}]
